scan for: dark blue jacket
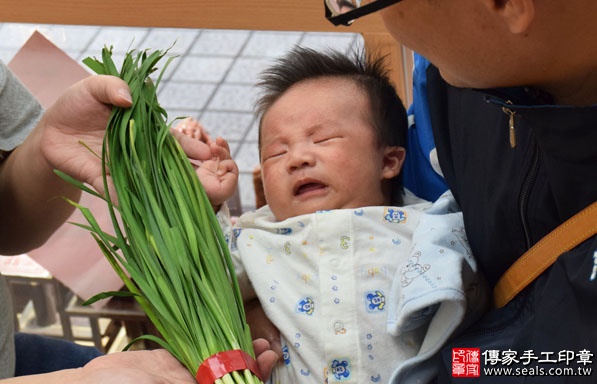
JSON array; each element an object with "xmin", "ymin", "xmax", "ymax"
[{"xmin": 410, "ymin": 61, "xmax": 597, "ymax": 383}]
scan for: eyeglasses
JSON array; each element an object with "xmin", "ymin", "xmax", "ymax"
[{"xmin": 325, "ymin": 0, "xmax": 403, "ymax": 26}]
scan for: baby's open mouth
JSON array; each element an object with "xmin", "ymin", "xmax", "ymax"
[{"xmin": 295, "ymin": 182, "xmax": 327, "ymax": 196}]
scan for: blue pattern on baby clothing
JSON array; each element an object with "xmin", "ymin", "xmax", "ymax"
[
  {"xmin": 366, "ymin": 290, "xmax": 386, "ymax": 312},
  {"xmin": 331, "ymin": 359, "xmax": 351, "ymax": 380},
  {"xmin": 384, "ymin": 208, "xmax": 406, "ymax": 224},
  {"xmin": 297, "ymin": 297, "xmax": 315, "ymax": 315},
  {"xmin": 282, "ymin": 345, "xmax": 291, "ymax": 365}
]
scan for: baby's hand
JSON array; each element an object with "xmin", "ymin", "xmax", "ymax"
[
  {"xmin": 173, "ymin": 118, "xmax": 238, "ymax": 211},
  {"xmin": 196, "ymin": 137, "xmax": 239, "ymax": 210}
]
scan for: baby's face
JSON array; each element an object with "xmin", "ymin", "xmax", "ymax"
[{"xmin": 260, "ymin": 77, "xmax": 390, "ymax": 221}]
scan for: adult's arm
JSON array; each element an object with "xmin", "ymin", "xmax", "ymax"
[
  {"xmin": 0, "ymin": 75, "xmax": 214, "ymax": 255},
  {"xmin": 0, "ymin": 75, "xmax": 132, "ymax": 255}
]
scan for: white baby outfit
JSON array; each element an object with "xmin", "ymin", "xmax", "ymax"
[{"xmin": 218, "ymin": 192, "xmax": 486, "ymax": 384}]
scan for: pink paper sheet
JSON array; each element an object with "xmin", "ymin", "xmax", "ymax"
[{"xmin": 8, "ymin": 31, "xmax": 123, "ymax": 305}]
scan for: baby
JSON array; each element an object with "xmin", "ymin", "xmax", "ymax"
[{"xmin": 192, "ymin": 46, "xmax": 486, "ymax": 383}]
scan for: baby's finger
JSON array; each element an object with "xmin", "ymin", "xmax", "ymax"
[
  {"xmin": 214, "ymin": 136, "xmax": 231, "ymax": 153},
  {"xmin": 171, "ymin": 129, "xmax": 212, "ymax": 161},
  {"xmin": 217, "ymin": 158, "xmax": 238, "ymax": 176},
  {"xmin": 210, "ymin": 141, "xmax": 232, "ymax": 161}
]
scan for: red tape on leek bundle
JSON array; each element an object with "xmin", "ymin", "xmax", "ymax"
[{"xmin": 197, "ymin": 350, "xmax": 262, "ymax": 384}]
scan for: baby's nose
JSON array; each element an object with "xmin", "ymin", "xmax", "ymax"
[{"xmin": 287, "ymin": 148, "xmax": 315, "ymax": 171}]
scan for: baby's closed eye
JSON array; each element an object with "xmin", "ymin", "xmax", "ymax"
[
  {"xmin": 314, "ymin": 135, "xmax": 342, "ymax": 144},
  {"xmin": 262, "ymin": 148, "xmax": 287, "ymax": 162}
]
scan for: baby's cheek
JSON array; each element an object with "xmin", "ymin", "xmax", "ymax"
[{"xmin": 260, "ymin": 165, "xmax": 277, "ymax": 190}]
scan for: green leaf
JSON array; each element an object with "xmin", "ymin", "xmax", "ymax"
[
  {"xmin": 82, "ymin": 56, "xmax": 106, "ymax": 75},
  {"xmin": 82, "ymin": 290, "xmax": 138, "ymax": 306}
]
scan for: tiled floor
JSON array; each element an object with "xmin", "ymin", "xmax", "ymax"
[{"xmin": 0, "ymin": 22, "xmax": 363, "ymax": 212}]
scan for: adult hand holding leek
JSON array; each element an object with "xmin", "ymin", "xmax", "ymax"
[
  {"xmin": 2, "ymin": 350, "xmax": 197, "ymax": 384},
  {"xmin": 1, "ymin": 75, "xmax": 133, "ymax": 255},
  {"xmin": 57, "ymin": 47, "xmax": 268, "ymax": 384}
]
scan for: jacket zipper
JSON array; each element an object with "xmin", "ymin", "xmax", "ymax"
[
  {"xmin": 518, "ymin": 147, "xmax": 540, "ymax": 248},
  {"xmin": 500, "ymin": 100, "xmax": 538, "ymax": 249},
  {"xmin": 502, "ymin": 101, "xmax": 517, "ymax": 148}
]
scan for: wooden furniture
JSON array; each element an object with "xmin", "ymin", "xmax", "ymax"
[
  {"xmin": 63, "ymin": 294, "xmax": 159, "ymax": 352},
  {"xmin": 3, "ymin": 268, "xmax": 156, "ymax": 353},
  {"xmin": 3, "ymin": 0, "xmax": 413, "ymax": 105},
  {"xmin": 0, "ymin": 254, "xmax": 71, "ymax": 336},
  {"xmin": 3, "ymin": 274, "xmax": 70, "ymax": 332}
]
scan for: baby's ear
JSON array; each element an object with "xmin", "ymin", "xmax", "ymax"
[{"xmin": 381, "ymin": 146, "xmax": 406, "ymax": 180}]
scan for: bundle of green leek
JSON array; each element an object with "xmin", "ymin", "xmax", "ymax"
[{"xmin": 57, "ymin": 47, "xmax": 263, "ymax": 384}]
